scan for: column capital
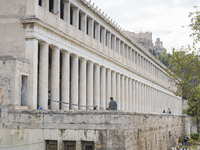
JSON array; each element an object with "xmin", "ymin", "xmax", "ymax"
[
  {"xmin": 116, "ymin": 72, "xmax": 121, "ymax": 75},
  {"xmin": 87, "ymin": 60, "xmax": 94, "ymax": 64},
  {"xmin": 39, "ymin": 41, "xmax": 48, "ymax": 45},
  {"xmin": 94, "ymin": 63, "xmax": 100, "ymax": 67},
  {"xmin": 106, "ymin": 68, "xmax": 111, "ymax": 71},
  {"xmin": 79, "ymin": 57, "xmax": 86, "ymax": 61},
  {"xmin": 71, "ymin": 53, "xmax": 79, "ymax": 58},
  {"xmin": 50, "ymin": 45, "xmax": 59, "ymax": 50},
  {"xmin": 61, "ymin": 50, "xmax": 70, "ymax": 54},
  {"xmin": 100, "ymin": 65, "xmax": 106, "ymax": 69},
  {"xmin": 64, "ymin": 0, "xmax": 70, "ymax": 3}
]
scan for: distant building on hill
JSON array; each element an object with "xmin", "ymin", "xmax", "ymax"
[{"xmin": 124, "ymin": 31, "xmax": 166, "ymax": 57}]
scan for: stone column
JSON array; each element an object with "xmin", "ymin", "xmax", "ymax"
[
  {"xmin": 91, "ymin": 19, "xmax": 94, "ymax": 38},
  {"xmin": 153, "ymin": 88, "xmax": 155, "ymax": 113},
  {"xmin": 108, "ymin": 32, "xmax": 111, "ymax": 49},
  {"xmin": 130, "ymin": 48, "xmax": 133, "ymax": 66},
  {"xmin": 135, "ymin": 53, "xmax": 138, "ymax": 70},
  {"xmin": 141, "ymin": 83, "xmax": 144, "ymax": 112},
  {"xmin": 150, "ymin": 87, "xmax": 153, "ymax": 113},
  {"xmin": 143, "ymin": 84, "xmax": 146, "ymax": 112},
  {"xmin": 64, "ymin": 1, "xmax": 70, "ymax": 23},
  {"xmin": 87, "ymin": 17, "xmax": 92, "ymax": 36},
  {"xmin": 144, "ymin": 84, "xmax": 147, "ymax": 112},
  {"xmin": 61, "ymin": 51, "xmax": 70, "ymax": 110},
  {"xmin": 120, "ymin": 42, "xmax": 124, "ymax": 57},
  {"xmin": 38, "ymin": 42, "xmax": 49, "ymax": 109},
  {"xmin": 125, "ymin": 76, "xmax": 129, "ymax": 111},
  {"xmin": 79, "ymin": 58, "xmax": 87, "ymax": 110},
  {"xmin": 54, "ymin": 0, "xmax": 60, "ymax": 16},
  {"xmin": 46, "ymin": 0, "xmax": 49, "ymax": 11},
  {"xmin": 100, "ymin": 66, "xmax": 106, "ymax": 109},
  {"xmin": 71, "ymin": 55, "xmax": 79, "ymax": 110},
  {"xmin": 25, "ymin": 39, "xmax": 38, "ymax": 109},
  {"xmin": 50, "ymin": 47, "xmax": 60, "ymax": 110},
  {"xmin": 97, "ymin": 23, "xmax": 100, "ymax": 42},
  {"xmin": 129, "ymin": 78, "xmax": 132, "ymax": 111},
  {"xmin": 135, "ymin": 81, "xmax": 138, "ymax": 112},
  {"xmin": 138, "ymin": 82, "xmax": 141, "ymax": 112},
  {"xmin": 94, "ymin": 64, "xmax": 100, "ymax": 107},
  {"xmin": 132, "ymin": 51, "xmax": 135, "ymax": 66},
  {"xmin": 121, "ymin": 75, "xmax": 125, "ymax": 111},
  {"xmin": 141, "ymin": 83, "xmax": 143, "ymax": 113},
  {"xmin": 103, "ymin": 28, "xmax": 106, "ymax": 46},
  {"xmin": 116, "ymin": 73, "xmax": 121, "ymax": 110},
  {"xmin": 146, "ymin": 86, "xmax": 149, "ymax": 113},
  {"xmin": 113, "ymin": 36, "xmax": 116, "ymax": 52},
  {"xmin": 132, "ymin": 80, "xmax": 136, "ymax": 112},
  {"xmin": 87, "ymin": 61, "xmax": 94, "ymax": 110},
  {"xmin": 84, "ymin": 15, "xmax": 87, "ymax": 34},
  {"xmin": 111, "ymin": 71, "xmax": 116, "ymax": 100},
  {"xmin": 74, "ymin": 8, "xmax": 78, "ymax": 28},
  {"xmin": 138, "ymin": 54, "xmax": 140, "ymax": 70},
  {"xmin": 106, "ymin": 69, "xmax": 111, "ymax": 108},
  {"xmin": 41, "ymin": 0, "xmax": 46, "ymax": 7},
  {"xmin": 81, "ymin": 13, "xmax": 86, "ymax": 33}
]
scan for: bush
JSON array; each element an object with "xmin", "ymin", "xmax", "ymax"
[{"xmin": 191, "ymin": 133, "xmax": 200, "ymax": 141}]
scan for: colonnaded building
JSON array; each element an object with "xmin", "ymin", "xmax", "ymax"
[{"xmin": 0, "ymin": 0, "xmax": 194, "ymax": 150}]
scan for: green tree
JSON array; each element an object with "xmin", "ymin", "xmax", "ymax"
[{"xmin": 164, "ymin": 6, "xmax": 200, "ymax": 132}]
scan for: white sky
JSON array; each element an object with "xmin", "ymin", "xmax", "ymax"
[{"xmin": 90, "ymin": 0, "xmax": 200, "ymax": 53}]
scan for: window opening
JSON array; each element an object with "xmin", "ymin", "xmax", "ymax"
[
  {"xmin": 64, "ymin": 141, "xmax": 76, "ymax": 150},
  {"xmin": 21, "ymin": 75, "xmax": 28, "ymax": 106},
  {"xmin": 93, "ymin": 24, "xmax": 96, "ymax": 39},
  {"xmin": 86, "ymin": 18, "xmax": 89, "ymax": 34},
  {"xmin": 46, "ymin": 140, "xmax": 57, "ymax": 150},
  {"xmin": 82, "ymin": 141, "xmax": 94, "ymax": 150},
  {"xmin": 79, "ymin": 12, "xmax": 82, "ymax": 30},
  {"xmin": 100, "ymin": 28, "xmax": 102, "ymax": 43},
  {"xmin": 70, "ymin": 6, "xmax": 73, "ymax": 25}
]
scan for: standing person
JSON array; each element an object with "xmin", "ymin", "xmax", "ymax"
[
  {"xmin": 182, "ymin": 135, "xmax": 189, "ymax": 150},
  {"xmin": 107, "ymin": 97, "xmax": 117, "ymax": 110}
]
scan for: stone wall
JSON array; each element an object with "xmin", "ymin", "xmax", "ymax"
[
  {"xmin": 0, "ymin": 105, "xmax": 186, "ymax": 150},
  {"xmin": 0, "ymin": 56, "xmax": 29, "ymax": 106}
]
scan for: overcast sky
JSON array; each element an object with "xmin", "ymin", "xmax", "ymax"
[{"xmin": 90, "ymin": 0, "xmax": 200, "ymax": 53}]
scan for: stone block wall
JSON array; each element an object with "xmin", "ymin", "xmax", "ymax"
[
  {"xmin": 0, "ymin": 56, "xmax": 29, "ymax": 106},
  {"xmin": 0, "ymin": 106, "xmax": 186, "ymax": 150}
]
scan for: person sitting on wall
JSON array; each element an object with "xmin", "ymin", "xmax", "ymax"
[
  {"xmin": 93, "ymin": 105, "xmax": 98, "ymax": 110},
  {"xmin": 106, "ymin": 97, "xmax": 117, "ymax": 110},
  {"xmin": 162, "ymin": 110, "xmax": 166, "ymax": 113}
]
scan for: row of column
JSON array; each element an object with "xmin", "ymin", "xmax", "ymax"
[
  {"xmin": 36, "ymin": 41, "xmax": 182, "ymax": 114},
  {"xmin": 37, "ymin": 0, "xmax": 170, "ymax": 88}
]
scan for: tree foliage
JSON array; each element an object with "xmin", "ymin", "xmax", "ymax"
[{"xmin": 164, "ymin": 6, "xmax": 200, "ymax": 130}]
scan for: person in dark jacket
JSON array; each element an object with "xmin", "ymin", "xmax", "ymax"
[
  {"xmin": 182, "ymin": 135, "xmax": 189, "ymax": 150},
  {"xmin": 107, "ymin": 97, "xmax": 117, "ymax": 110}
]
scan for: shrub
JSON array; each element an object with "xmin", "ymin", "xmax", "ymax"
[{"xmin": 191, "ymin": 133, "xmax": 200, "ymax": 141}]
